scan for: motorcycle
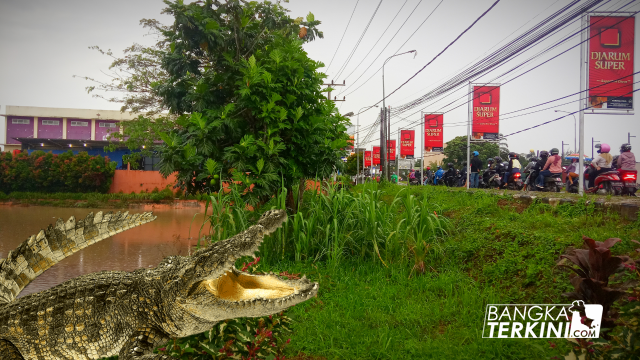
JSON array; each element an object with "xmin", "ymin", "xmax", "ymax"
[
  {"xmin": 619, "ymin": 169, "xmax": 638, "ymax": 196},
  {"xmin": 505, "ymin": 172, "xmax": 524, "ymax": 190},
  {"xmin": 526, "ymin": 169, "xmax": 563, "ymax": 192},
  {"xmin": 482, "ymin": 168, "xmax": 501, "ymax": 188},
  {"xmin": 584, "ymin": 164, "xmax": 623, "ymax": 195}
]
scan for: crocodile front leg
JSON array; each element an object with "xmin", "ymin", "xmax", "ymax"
[
  {"xmin": 0, "ymin": 339, "xmax": 24, "ymax": 360},
  {"xmin": 118, "ymin": 328, "xmax": 173, "ymax": 360}
]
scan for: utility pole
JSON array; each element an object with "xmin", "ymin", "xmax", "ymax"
[
  {"xmin": 387, "ymin": 106, "xmax": 391, "ymax": 182},
  {"xmin": 562, "ymin": 142, "xmax": 569, "ymax": 159},
  {"xmin": 323, "ymin": 80, "xmax": 346, "ymax": 101},
  {"xmin": 629, "ymin": 132, "xmax": 636, "ymax": 145},
  {"xmin": 380, "ymin": 107, "xmax": 386, "ymax": 181}
]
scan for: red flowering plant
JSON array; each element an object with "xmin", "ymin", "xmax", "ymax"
[{"xmin": 0, "ymin": 150, "xmax": 116, "ymax": 193}]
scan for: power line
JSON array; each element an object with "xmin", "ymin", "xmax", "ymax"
[
  {"xmin": 356, "ymin": 0, "xmax": 631, "ymax": 145},
  {"xmin": 325, "ymin": 0, "xmax": 360, "ymax": 74},
  {"xmin": 357, "ymin": 0, "xmax": 626, "ymax": 133},
  {"xmin": 364, "ymin": 73, "xmax": 639, "ymax": 145},
  {"xmin": 333, "ymin": 0, "xmax": 384, "ymax": 81},
  {"xmin": 340, "ymin": 0, "xmax": 410, "ymax": 82},
  {"xmin": 501, "ymin": 88, "xmax": 640, "ymax": 138},
  {"xmin": 337, "ymin": 0, "xmax": 442, "ymax": 96}
]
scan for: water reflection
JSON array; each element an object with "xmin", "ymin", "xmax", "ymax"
[{"xmin": 0, "ymin": 206, "xmax": 212, "ymax": 297}]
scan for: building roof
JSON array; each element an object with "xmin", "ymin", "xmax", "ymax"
[
  {"xmin": 14, "ymin": 137, "xmax": 131, "ymax": 151},
  {"xmin": 1, "ymin": 105, "xmax": 144, "ymax": 121}
]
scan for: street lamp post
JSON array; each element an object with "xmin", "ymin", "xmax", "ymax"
[
  {"xmin": 555, "ymin": 110, "xmax": 577, "ymax": 153},
  {"xmin": 629, "ymin": 132, "xmax": 636, "ymax": 145},
  {"xmin": 592, "ymin": 138, "xmax": 600, "ymax": 159},
  {"xmin": 382, "ymin": 50, "xmax": 416, "ymax": 181}
]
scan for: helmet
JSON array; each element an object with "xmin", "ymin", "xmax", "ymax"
[
  {"xmin": 447, "ymin": 163, "xmax": 453, "ymax": 168},
  {"xmin": 621, "ymin": 143, "xmax": 632, "ymax": 152},
  {"xmin": 473, "ymin": 151, "xmax": 479, "ymax": 156},
  {"xmin": 462, "ymin": 161, "xmax": 467, "ymax": 166},
  {"xmin": 550, "ymin": 148, "xmax": 559, "ymax": 155},
  {"xmin": 437, "ymin": 166, "xmax": 442, "ymax": 169},
  {"xmin": 539, "ymin": 150, "xmax": 549, "ymax": 158},
  {"xmin": 426, "ymin": 166, "xmax": 431, "ymax": 170},
  {"xmin": 508, "ymin": 152, "xmax": 518, "ymax": 159},
  {"xmin": 600, "ymin": 143, "xmax": 610, "ymax": 153},
  {"xmin": 487, "ymin": 158, "xmax": 494, "ymax": 164},
  {"xmin": 494, "ymin": 156, "xmax": 502, "ymax": 162}
]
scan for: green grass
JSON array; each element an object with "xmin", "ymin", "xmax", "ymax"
[
  {"xmin": 246, "ymin": 183, "xmax": 640, "ymax": 359},
  {"xmin": 20, "ymin": 181, "xmax": 637, "ymax": 359}
]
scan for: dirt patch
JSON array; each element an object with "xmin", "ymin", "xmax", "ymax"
[
  {"xmin": 288, "ymin": 352, "xmax": 328, "ymax": 360},
  {"xmin": 496, "ymin": 199, "xmax": 529, "ymax": 214}
]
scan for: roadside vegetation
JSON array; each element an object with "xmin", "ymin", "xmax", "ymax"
[{"xmin": 96, "ymin": 182, "xmax": 635, "ymax": 360}]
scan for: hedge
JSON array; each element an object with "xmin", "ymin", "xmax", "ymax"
[{"xmin": 0, "ymin": 150, "xmax": 116, "ymax": 193}]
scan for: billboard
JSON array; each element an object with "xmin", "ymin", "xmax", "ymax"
[
  {"xmin": 364, "ymin": 151, "xmax": 372, "ymax": 167},
  {"xmin": 387, "ymin": 140, "xmax": 396, "ymax": 161},
  {"xmin": 400, "ymin": 130, "xmax": 415, "ymax": 158},
  {"xmin": 424, "ymin": 114, "xmax": 444, "ymax": 152},
  {"xmin": 472, "ymin": 86, "xmax": 500, "ymax": 140},
  {"xmin": 588, "ymin": 15, "xmax": 635, "ymax": 110},
  {"xmin": 373, "ymin": 146, "xmax": 381, "ymax": 166}
]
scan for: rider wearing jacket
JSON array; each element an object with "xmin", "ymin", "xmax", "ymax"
[
  {"xmin": 536, "ymin": 148, "xmax": 562, "ymax": 188},
  {"xmin": 589, "ymin": 143, "xmax": 613, "ymax": 189},
  {"xmin": 617, "ymin": 143, "xmax": 636, "ymax": 170},
  {"xmin": 503, "ymin": 152, "xmax": 522, "ymax": 185},
  {"xmin": 434, "ymin": 166, "xmax": 445, "ymax": 185}
]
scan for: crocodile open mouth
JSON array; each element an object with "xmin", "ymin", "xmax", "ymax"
[{"xmin": 202, "ymin": 266, "xmax": 317, "ymax": 303}]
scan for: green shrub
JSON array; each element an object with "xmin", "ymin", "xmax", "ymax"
[{"xmin": 0, "ymin": 150, "xmax": 116, "ymax": 193}]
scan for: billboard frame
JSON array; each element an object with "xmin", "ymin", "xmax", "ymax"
[
  {"xmin": 584, "ymin": 11, "xmax": 636, "ymax": 115},
  {"xmin": 467, "ymin": 82, "xmax": 502, "ymax": 189}
]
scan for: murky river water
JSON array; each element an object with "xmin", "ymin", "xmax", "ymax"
[{"xmin": 0, "ymin": 206, "xmax": 212, "ymax": 297}]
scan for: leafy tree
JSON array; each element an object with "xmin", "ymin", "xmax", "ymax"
[
  {"xmin": 344, "ymin": 153, "xmax": 364, "ymax": 176},
  {"xmin": 442, "ymin": 136, "xmax": 499, "ymax": 166},
  {"xmin": 148, "ymin": 0, "xmax": 347, "ymax": 205}
]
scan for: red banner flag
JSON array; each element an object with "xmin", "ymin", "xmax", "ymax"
[
  {"xmin": 588, "ymin": 16, "xmax": 635, "ymax": 110},
  {"xmin": 373, "ymin": 146, "xmax": 381, "ymax": 165},
  {"xmin": 400, "ymin": 130, "xmax": 415, "ymax": 158},
  {"xmin": 472, "ymin": 86, "xmax": 500, "ymax": 140},
  {"xmin": 387, "ymin": 140, "xmax": 396, "ymax": 160},
  {"xmin": 364, "ymin": 151, "xmax": 372, "ymax": 167},
  {"xmin": 424, "ymin": 114, "xmax": 444, "ymax": 152}
]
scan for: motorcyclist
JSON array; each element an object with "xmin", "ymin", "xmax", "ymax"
[
  {"xmin": 460, "ymin": 161, "xmax": 468, "ymax": 187},
  {"xmin": 502, "ymin": 152, "xmax": 522, "ymax": 186},
  {"xmin": 617, "ymin": 143, "xmax": 636, "ymax": 170},
  {"xmin": 470, "ymin": 151, "xmax": 482, "ymax": 188},
  {"xmin": 536, "ymin": 148, "xmax": 562, "ymax": 189},
  {"xmin": 444, "ymin": 163, "xmax": 457, "ymax": 186},
  {"xmin": 391, "ymin": 172, "xmax": 398, "ymax": 184},
  {"xmin": 423, "ymin": 166, "xmax": 433, "ymax": 185},
  {"xmin": 565, "ymin": 158, "xmax": 579, "ymax": 186},
  {"xmin": 434, "ymin": 166, "xmax": 445, "ymax": 185},
  {"xmin": 588, "ymin": 143, "xmax": 613, "ymax": 189}
]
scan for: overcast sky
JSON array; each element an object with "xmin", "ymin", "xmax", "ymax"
[{"xmin": 1, "ymin": 0, "xmax": 639, "ymax": 156}]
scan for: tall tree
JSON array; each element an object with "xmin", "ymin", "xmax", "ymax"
[
  {"xmin": 141, "ymin": 0, "xmax": 346, "ymax": 205},
  {"xmin": 442, "ymin": 136, "xmax": 500, "ymax": 166}
]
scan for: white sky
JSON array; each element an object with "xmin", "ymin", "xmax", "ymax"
[{"xmin": 1, "ymin": 0, "xmax": 640, "ymax": 156}]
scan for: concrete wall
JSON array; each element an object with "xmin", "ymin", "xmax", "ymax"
[
  {"xmin": 95, "ymin": 120, "xmax": 120, "ymax": 141},
  {"xmin": 6, "ymin": 116, "xmax": 34, "ymax": 144},
  {"xmin": 67, "ymin": 119, "xmax": 91, "ymax": 140},
  {"xmin": 37, "ymin": 117, "xmax": 63, "ymax": 139},
  {"xmin": 108, "ymin": 170, "xmax": 177, "ymax": 194}
]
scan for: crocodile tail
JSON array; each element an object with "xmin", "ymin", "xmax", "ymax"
[{"xmin": 0, "ymin": 211, "xmax": 156, "ymax": 305}]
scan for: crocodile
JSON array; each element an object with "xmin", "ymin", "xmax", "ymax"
[{"xmin": 0, "ymin": 209, "xmax": 318, "ymax": 359}]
